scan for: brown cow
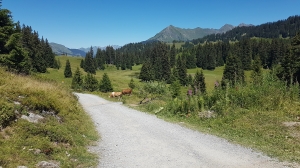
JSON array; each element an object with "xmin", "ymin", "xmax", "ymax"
[
  {"xmin": 109, "ymin": 92, "xmax": 123, "ymax": 100},
  {"xmin": 122, "ymin": 88, "xmax": 132, "ymax": 96}
]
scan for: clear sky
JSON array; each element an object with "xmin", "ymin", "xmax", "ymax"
[{"xmin": 3, "ymin": 0, "xmax": 300, "ymax": 49}]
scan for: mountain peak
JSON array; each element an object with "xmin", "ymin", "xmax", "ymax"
[
  {"xmin": 147, "ymin": 24, "xmax": 235, "ymax": 42},
  {"xmin": 238, "ymin": 23, "xmax": 254, "ymax": 27},
  {"xmin": 219, "ymin": 24, "xmax": 235, "ymax": 33}
]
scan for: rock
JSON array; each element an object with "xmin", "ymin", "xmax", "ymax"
[
  {"xmin": 282, "ymin": 122, "xmax": 300, "ymax": 127},
  {"xmin": 14, "ymin": 101, "xmax": 21, "ymax": 105},
  {"xmin": 34, "ymin": 149, "xmax": 41, "ymax": 155},
  {"xmin": 21, "ymin": 113, "xmax": 44, "ymax": 123},
  {"xmin": 17, "ymin": 166, "xmax": 28, "ymax": 168},
  {"xmin": 36, "ymin": 161, "xmax": 60, "ymax": 168}
]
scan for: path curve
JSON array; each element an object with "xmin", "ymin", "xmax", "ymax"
[{"xmin": 75, "ymin": 93, "xmax": 295, "ymax": 168}]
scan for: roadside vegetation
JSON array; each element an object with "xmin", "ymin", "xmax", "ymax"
[{"xmin": 0, "ymin": 67, "xmax": 99, "ymax": 167}]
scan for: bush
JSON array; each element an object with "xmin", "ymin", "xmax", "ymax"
[{"xmin": 0, "ymin": 100, "xmax": 16, "ymax": 128}]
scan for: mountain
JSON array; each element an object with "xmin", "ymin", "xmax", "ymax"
[
  {"xmin": 238, "ymin": 23, "xmax": 254, "ymax": 27},
  {"xmin": 191, "ymin": 15, "xmax": 300, "ymax": 44},
  {"xmin": 147, "ymin": 24, "xmax": 236, "ymax": 42},
  {"xmin": 49, "ymin": 43, "xmax": 73, "ymax": 55},
  {"xmin": 79, "ymin": 45, "xmax": 122, "ymax": 54},
  {"xmin": 68, "ymin": 48, "xmax": 86, "ymax": 57},
  {"xmin": 50, "ymin": 43, "xmax": 122, "ymax": 57}
]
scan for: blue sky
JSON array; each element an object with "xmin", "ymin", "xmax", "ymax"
[{"xmin": 3, "ymin": 0, "xmax": 300, "ymax": 48}]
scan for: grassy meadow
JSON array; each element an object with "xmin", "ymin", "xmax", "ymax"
[
  {"xmin": 39, "ymin": 55, "xmax": 300, "ymax": 164},
  {"xmin": 0, "ymin": 67, "xmax": 99, "ymax": 167}
]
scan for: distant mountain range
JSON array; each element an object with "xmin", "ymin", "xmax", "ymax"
[
  {"xmin": 49, "ymin": 43, "xmax": 121, "ymax": 57},
  {"xmin": 50, "ymin": 23, "xmax": 253, "ymax": 56},
  {"xmin": 146, "ymin": 23, "xmax": 253, "ymax": 42}
]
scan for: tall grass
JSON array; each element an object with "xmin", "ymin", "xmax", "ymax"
[
  {"xmin": 159, "ymin": 71, "xmax": 300, "ymax": 162},
  {"xmin": 0, "ymin": 68, "xmax": 99, "ymax": 167}
]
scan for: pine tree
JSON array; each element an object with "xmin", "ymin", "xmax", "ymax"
[
  {"xmin": 139, "ymin": 60, "xmax": 154, "ymax": 81},
  {"xmin": 3, "ymin": 33, "xmax": 31, "ymax": 74},
  {"xmin": 278, "ymin": 31, "xmax": 300, "ymax": 84},
  {"xmin": 80, "ymin": 59, "xmax": 84, "ymax": 69},
  {"xmin": 71, "ymin": 67, "xmax": 83, "ymax": 90},
  {"xmin": 64, "ymin": 59, "xmax": 72, "ymax": 78},
  {"xmin": 84, "ymin": 46, "xmax": 96, "ymax": 74},
  {"xmin": 187, "ymin": 74, "xmax": 193, "ymax": 86},
  {"xmin": 291, "ymin": 31, "xmax": 300, "ymax": 83},
  {"xmin": 222, "ymin": 52, "xmax": 244, "ymax": 86},
  {"xmin": 169, "ymin": 79, "xmax": 181, "ymax": 98},
  {"xmin": 185, "ymin": 50, "xmax": 196, "ymax": 69},
  {"xmin": 176, "ymin": 55, "xmax": 187, "ymax": 86},
  {"xmin": 83, "ymin": 73, "xmax": 98, "ymax": 92},
  {"xmin": 206, "ymin": 43, "xmax": 216, "ymax": 70},
  {"xmin": 99, "ymin": 73, "xmax": 113, "ymax": 92},
  {"xmin": 196, "ymin": 44, "xmax": 204, "ymax": 68},
  {"xmin": 160, "ymin": 43, "xmax": 171, "ymax": 82},
  {"xmin": 251, "ymin": 54, "xmax": 262, "ymax": 85},
  {"xmin": 193, "ymin": 69, "xmax": 206, "ymax": 94},
  {"xmin": 128, "ymin": 78, "xmax": 136, "ymax": 89},
  {"xmin": 170, "ymin": 43, "xmax": 176, "ymax": 67},
  {"xmin": 240, "ymin": 38, "xmax": 252, "ymax": 70}
]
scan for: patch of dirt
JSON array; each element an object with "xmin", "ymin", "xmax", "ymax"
[
  {"xmin": 282, "ymin": 122, "xmax": 300, "ymax": 139},
  {"xmin": 128, "ymin": 104, "xmax": 139, "ymax": 107},
  {"xmin": 282, "ymin": 122, "xmax": 300, "ymax": 127},
  {"xmin": 0, "ymin": 126, "xmax": 13, "ymax": 139}
]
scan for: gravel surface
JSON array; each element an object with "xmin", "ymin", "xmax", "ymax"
[{"xmin": 75, "ymin": 93, "xmax": 296, "ymax": 168}]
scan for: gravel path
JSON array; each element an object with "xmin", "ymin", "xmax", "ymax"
[{"xmin": 75, "ymin": 93, "xmax": 295, "ymax": 168}]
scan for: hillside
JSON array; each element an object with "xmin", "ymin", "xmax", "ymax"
[
  {"xmin": 0, "ymin": 67, "xmax": 99, "ymax": 167},
  {"xmin": 192, "ymin": 15, "xmax": 300, "ymax": 44},
  {"xmin": 147, "ymin": 24, "xmax": 236, "ymax": 42},
  {"xmin": 49, "ymin": 42, "xmax": 73, "ymax": 55}
]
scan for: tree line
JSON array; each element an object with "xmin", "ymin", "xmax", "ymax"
[
  {"xmin": 0, "ymin": 5, "xmax": 57, "ymax": 74},
  {"xmin": 191, "ymin": 15, "xmax": 300, "ymax": 44}
]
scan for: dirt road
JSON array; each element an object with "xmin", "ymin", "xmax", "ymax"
[{"xmin": 76, "ymin": 93, "xmax": 294, "ymax": 168}]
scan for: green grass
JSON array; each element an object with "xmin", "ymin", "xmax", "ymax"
[
  {"xmin": 40, "ymin": 56, "xmax": 300, "ymax": 165},
  {"xmin": 0, "ymin": 67, "xmax": 99, "ymax": 167}
]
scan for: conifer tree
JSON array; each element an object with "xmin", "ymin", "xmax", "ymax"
[
  {"xmin": 176, "ymin": 55, "xmax": 187, "ymax": 86},
  {"xmin": 169, "ymin": 79, "xmax": 181, "ymax": 98},
  {"xmin": 193, "ymin": 69, "xmax": 206, "ymax": 94},
  {"xmin": 83, "ymin": 73, "xmax": 98, "ymax": 92},
  {"xmin": 160, "ymin": 43, "xmax": 171, "ymax": 82},
  {"xmin": 128, "ymin": 78, "xmax": 136, "ymax": 89},
  {"xmin": 196, "ymin": 44, "xmax": 204, "ymax": 68},
  {"xmin": 170, "ymin": 43, "xmax": 176, "ymax": 67},
  {"xmin": 206, "ymin": 43, "xmax": 216, "ymax": 70},
  {"xmin": 80, "ymin": 59, "xmax": 84, "ymax": 69},
  {"xmin": 291, "ymin": 31, "xmax": 300, "ymax": 83},
  {"xmin": 222, "ymin": 52, "xmax": 244, "ymax": 86},
  {"xmin": 251, "ymin": 54, "xmax": 263, "ymax": 84},
  {"xmin": 64, "ymin": 59, "xmax": 72, "ymax": 78},
  {"xmin": 240, "ymin": 38, "xmax": 252, "ymax": 70},
  {"xmin": 3, "ymin": 33, "xmax": 31, "ymax": 74},
  {"xmin": 99, "ymin": 73, "xmax": 113, "ymax": 92},
  {"xmin": 169, "ymin": 67, "xmax": 178, "ymax": 84},
  {"xmin": 84, "ymin": 47, "xmax": 96, "ymax": 74},
  {"xmin": 71, "ymin": 67, "xmax": 83, "ymax": 90},
  {"xmin": 139, "ymin": 60, "xmax": 154, "ymax": 81},
  {"xmin": 187, "ymin": 74, "xmax": 193, "ymax": 86}
]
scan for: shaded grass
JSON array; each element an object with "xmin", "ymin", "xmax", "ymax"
[{"xmin": 0, "ymin": 68, "xmax": 99, "ymax": 167}]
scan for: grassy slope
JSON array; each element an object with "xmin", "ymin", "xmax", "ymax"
[
  {"xmin": 0, "ymin": 67, "xmax": 99, "ymax": 167},
  {"xmin": 42, "ymin": 56, "xmax": 300, "ymax": 164}
]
